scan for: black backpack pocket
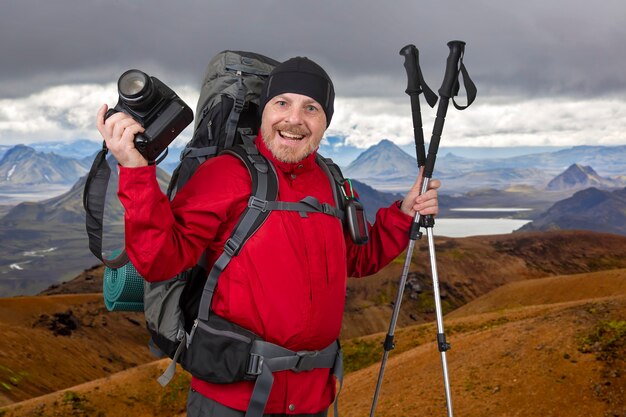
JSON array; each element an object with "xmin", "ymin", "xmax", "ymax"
[{"xmin": 183, "ymin": 313, "xmax": 260, "ymax": 383}]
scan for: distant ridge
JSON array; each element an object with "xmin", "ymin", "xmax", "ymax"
[
  {"xmin": 546, "ymin": 163, "xmax": 614, "ymax": 191},
  {"xmin": 344, "ymin": 139, "xmax": 416, "ymax": 179},
  {"xmin": 0, "ymin": 144, "xmax": 88, "ymax": 186},
  {"xmin": 1, "ymin": 157, "xmax": 170, "ymax": 225},
  {"xmin": 343, "ymin": 139, "xmax": 417, "ymax": 191},
  {"xmin": 495, "ymin": 145, "xmax": 626, "ymax": 176},
  {"xmin": 519, "ymin": 186, "xmax": 626, "ymax": 235}
]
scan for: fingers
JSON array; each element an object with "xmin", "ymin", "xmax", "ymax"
[
  {"xmin": 96, "ymin": 104, "xmax": 108, "ymax": 132},
  {"xmin": 413, "ymin": 189, "xmax": 439, "ymax": 215},
  {"xmin": 428, "ymin": 179, "xmax": 441, "ymax": 190},
  {"xmin": 94, "ymin": 104, "xmax": 148, "ymax": 167},
  {"xmin": 112, "ymin": 117, "xmax": 141, "ymax": 144},
  {"xmin": 120, "ymin": 122, "xmax": 145, "ymax": 147},
  {"xmin": 400, "ymin": 175, "xmax": 442, "ymax": 217},
  {"xmin": 96, "ymin": 106, "xmax": 144, "ymax": 145}
]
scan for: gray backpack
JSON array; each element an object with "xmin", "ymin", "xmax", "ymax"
[{"xmin": 145, "ymin": 50, "xmax": 281, "ymax": 367}]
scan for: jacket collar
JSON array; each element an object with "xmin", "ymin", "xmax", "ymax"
[{"xmin": 255, "ymin": 132, "xmax": 318, "ymax": 175}]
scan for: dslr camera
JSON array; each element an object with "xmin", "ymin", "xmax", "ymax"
[{"xmin": 106, "ymin": 69, "xmax": 193, "ymax": 162}]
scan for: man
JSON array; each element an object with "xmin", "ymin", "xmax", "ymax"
[{"xmin": 96, "ymin": 56, "xmax": 440, "ymax": 417}]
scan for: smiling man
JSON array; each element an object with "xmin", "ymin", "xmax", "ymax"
[{"xmin": 96, "ymin": 56, "xmax": 440, "ymax": 417}]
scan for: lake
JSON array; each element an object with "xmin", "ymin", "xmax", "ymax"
[
  {"xmin": 433, "ymin": 218, "xmax": 531, "ymax": 237},
  {"xmin": 433, "ymin": 208, "xmax": 532, "ymax": 237}
]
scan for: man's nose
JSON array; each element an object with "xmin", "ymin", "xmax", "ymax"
[{"xmin": 285, "ymin": 106, "xmax": 304, "ymax": 124}]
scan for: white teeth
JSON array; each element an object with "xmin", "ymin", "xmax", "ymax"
[{"xmin": 280, "ymin": 131, "xmax": 304, "ymax": 140}]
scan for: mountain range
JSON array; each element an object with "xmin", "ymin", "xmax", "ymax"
[
  {"xmin": 1, "ymin": 137, "xmax": 625, "ymax": 415},
  {"xmin": 0, "ymin": 144, "xmax": 89, "ymax": 187},
  {"xmin": 1, "ymin": 139, "xmax": 626, "ymax": 295},
  {"xmin": 438, "ymin": 144, "xmax": 626, "ymax": 177},
  {"xmin": 4, "ymin": 139, "xmax": 626, "ymax": 191},
  {"xmin": 343, "ymin": 140, "xmax": 626, "ymax": 193}
]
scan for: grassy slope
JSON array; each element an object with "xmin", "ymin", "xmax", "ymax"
[
  {"xmin": 337, "ymin": 270, "xmax": 626, "ymax": 417},
  {"xmin": 1, "ymin": 269, "xmax": 624, "ymax": 416}
]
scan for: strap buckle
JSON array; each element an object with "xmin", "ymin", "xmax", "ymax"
[
  {"xmin": 293, "ymin": 350, "xmax": 320, "ymax": 373},
  {"xmin": 321, "ymin": 203, "xmax": 334, "ymax": 216},
  {"xmin": 246, "ymin": 353, "xmax": 263, "ymax": 376},
  {"xmin": 248, "ymin": 196, "xmax": 269, "ymax": 212},
  {"xmin": 233, "ymin": 95, "xmax": 245, "ymax": 113},
  {"xmin": 223, "ymin": 238, "xmax": 239, "ymax": 257}
]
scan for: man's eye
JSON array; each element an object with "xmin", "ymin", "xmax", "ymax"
[
  {"xmin": 306, "ymin": 105, "xmax": 318, "ymax": 112},
  {"xmin": 277, "ymin": 100, "xmax": 287, "ymax": 106}
]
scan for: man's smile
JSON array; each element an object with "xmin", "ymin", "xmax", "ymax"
[{"xmin": 278, "ymin": 130, "xmax": 305, "ymax": 141}]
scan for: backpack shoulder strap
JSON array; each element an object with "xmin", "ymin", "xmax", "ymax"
[
  {"xmin": 316, "ymin": 154, "xmax": 371, "ymax": 245},
  {"xmin": 316, "ymin": 154, "xmax": 346, "ymax": 223},
  {"xmin": 196, "ymin": 135, "xmax": 278, "ymax": 322}
]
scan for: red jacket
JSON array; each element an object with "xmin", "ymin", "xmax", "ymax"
[{"xmin": 118, "ymin": 135, "xmax": 412, "ymax": 414}]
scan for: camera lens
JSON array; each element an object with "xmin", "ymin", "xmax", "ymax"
[
  {"xmin": 119, "ymin": 70, "xmax": 148, "ymax": 97},
  {"xmin": 117, "ymin": 69, "xmax": 157, "ymax": 110}
]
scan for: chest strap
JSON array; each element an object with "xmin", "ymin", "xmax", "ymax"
[{"xmin": 249, "ymin": 195, "xmax": 343, "ymax": 219}]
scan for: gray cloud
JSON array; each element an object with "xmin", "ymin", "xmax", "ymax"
[{"xmin": 2, "ymin": 0, "xmax": 625, "ymax": 100}]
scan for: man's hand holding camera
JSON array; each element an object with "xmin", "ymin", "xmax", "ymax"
[
  {"xmin": 95, "ymin": 69, "xmax": 193, "ymax": 167},
  {"xmin": 96, "ymin": 104, "xmax": 148, "ymax": 168}
]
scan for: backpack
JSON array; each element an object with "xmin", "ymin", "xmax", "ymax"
[{"xmin": 144, "ymin": 50, "xmax": 280, "ymax": 363}]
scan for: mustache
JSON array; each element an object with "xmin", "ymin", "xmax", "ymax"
[{"xmin": 273, "ymin": 122, "xmax": 311, "ymax": 136}]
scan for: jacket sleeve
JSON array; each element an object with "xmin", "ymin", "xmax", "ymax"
[
  {"xmin": 345, "ymin": 201, "xmax": 413, "ymax": 278},
  {"xmin": 117, "ymin": 157, "xmax": 250, "ymax": 282}
]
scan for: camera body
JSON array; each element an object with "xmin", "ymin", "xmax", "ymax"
[{"xmin": 106, "ymin": 69, "xmax": 193, "ymax": 162}]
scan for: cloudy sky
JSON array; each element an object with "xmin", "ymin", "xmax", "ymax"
[{"xmin": 1, "ymin": 0, "xmax": 625, "ymax": 151}]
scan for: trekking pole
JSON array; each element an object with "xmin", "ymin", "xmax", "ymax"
[
  {"xmin": 370, "ymin": 41, "xmax": 476, "ymax": 417},
  {"xmin": 369, "ymin": 44, "xmax": 437, "ymax": 417}
]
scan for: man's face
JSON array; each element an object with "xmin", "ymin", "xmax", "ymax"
[{"xmin": 260, "ymin": 93, "xmax": 327, "ymax": 164}]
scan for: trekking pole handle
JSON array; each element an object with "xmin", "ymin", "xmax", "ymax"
[
  {"xmin": 400, "ymin": 44, "xmax": 422, "ymax": 96},
  {"xmin": 439, "ymin": 41, "xmax": 466, "ymax": 98},
  {"xmin": 400, "ymin": 44, "xmax": 427, "ymax": 167}
]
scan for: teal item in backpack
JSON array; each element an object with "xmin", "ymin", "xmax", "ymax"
[{"xmin": 103, "ymin": 257, "xmax": 145, "ymax": 312}]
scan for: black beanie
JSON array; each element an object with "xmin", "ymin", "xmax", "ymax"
[{"xmin": 259, "ymin": 57, "xmax": 335, "ymax": 126}]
